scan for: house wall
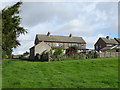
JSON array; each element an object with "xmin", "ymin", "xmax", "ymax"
[
  {"xmin": 35, "ymin": 42, "xmax": 51, "ymax": 56},
  {"xmin": 30, "ymin": 47, "xmax": 35, "ymax": 60},
  {"xmin": 94, "ymin": 38, "xmax": 106, "ymax": 51},
  {"xmin": 45, "ymin": 42, "xmax": 86, "ymax": 49},
  {"xmin": 35, "ymin": 37, "xmax": 39, "ymax": 45}
]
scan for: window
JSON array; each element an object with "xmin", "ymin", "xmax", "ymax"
[
  {"xmin": 47, "ymin": 42, "xmax": 50, "ymax": 45},
  {"xmin": 56, "ymin": 43, "xmax": 60, "ymax": 46},
  {"xmin": 96, "ymin": 45, "xmax": 98, "ymax": 49},
  {"xmin": 107, "ymin": 44, "xmax": 112, "ymax": 46},
  {"xmin": 67, "ymin": 43, "xmax": 72, "ymax": 47},
  {"xmin": 78, "ymin": 44, "xmax": 81, "ymax": 47}
]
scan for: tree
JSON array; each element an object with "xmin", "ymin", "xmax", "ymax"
[
  {"xmin": 22, "ymin": 51, "xmax": 29, "ymax": 56},
  {"xmin": 53, "ymin": 47, "xmax": 64, "ymax": 60},
  {"xmin": 2, "ymin": 2, "xmax": 27, "ymax": 58},
  {"xmin": 0, "ymin": 11, "xmax": 2, "ymax": 59}
]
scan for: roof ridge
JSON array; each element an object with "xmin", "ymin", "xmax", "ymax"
[
  {"xmin": 101, "ymin": 37, "xmax": 115, "ymax": 40},
  {"xmin": 36, "ymin": 34, "xmax": 82, "ymax": 38}
]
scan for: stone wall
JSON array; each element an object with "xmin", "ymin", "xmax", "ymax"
[{"xmin": 99, "ymin": 52, "xmax": 120, "ymax": 58}]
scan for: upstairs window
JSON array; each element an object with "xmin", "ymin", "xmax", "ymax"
[
  {"xmin": 96, "ymin": 45, "xmax": 98, "ymax": 49},
  {"xmin": 106, "ymin": 44, "xmax": 112, "ymax": 46},
  {"xmin": 68, "ymin": 43, "xmax": 72, "ymax": 47},
  {"xmin": 78, "ymin": 44, "xmax": 81, "ymax": 47},
  {"xmin": 56, "ymin": 43, "xmax": 60, "ymax": 46}
]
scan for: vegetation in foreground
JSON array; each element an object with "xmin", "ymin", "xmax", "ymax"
[{"xmin": 3, "ymin": 57, "xmax": 118, "ymax": 88}]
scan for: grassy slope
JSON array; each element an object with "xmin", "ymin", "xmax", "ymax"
[{"xmin": 3, "ymin": 58, "xmax": 118, "ymax": 88}]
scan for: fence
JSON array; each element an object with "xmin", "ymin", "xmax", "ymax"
[
  {"xmin": 99, "ymin": 52, "xmax": 120, "ymax": 58},
  {"xmin": 33, "ymin": 52, "xmax": 119, "ymax": 61}
]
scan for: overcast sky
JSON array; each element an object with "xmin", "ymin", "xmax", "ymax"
[{"xmin": 1, "ymin": 1, "xmax": 118, "ymax": 55}]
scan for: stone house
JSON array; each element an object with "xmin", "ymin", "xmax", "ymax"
[
  {"xmin": 94, "ymin": 36, "xmax": 120, "ymax": 52},
  {"xmin": 30, "ymin": 32, "xmax": 86, "ymax": 60}
]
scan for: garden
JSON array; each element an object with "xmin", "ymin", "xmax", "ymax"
[{"xmin": 34, "ymin": 46, "xmax": 99, "ymax": 62}]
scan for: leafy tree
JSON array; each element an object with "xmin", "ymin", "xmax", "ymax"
[
  {"xmin": 2, "ymin": 2, "xmax": 27, "ymax": 58},
  {"xmin": 22, "ymin": 51, "xmax": 29, "ymax": 56},
  {"xmin": 53, "ymin": 47, "xmax": 63, "ymax": 56},
  {"xmin": 53, "ymin": 47, "xmax": 64, "ymax": 60},
  {"xmin": 0, "ymin": 11, "xmax": 2, "ymax": 59}
]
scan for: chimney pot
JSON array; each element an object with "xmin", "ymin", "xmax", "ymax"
[
  {"xmin": 69, "ymin": 34, "xmax": 72, "ymax": 38},
  {"xmin": 106, "ymin": 36, "xmax": 109, "ymax": 39},
  {"xmin": 47, "ymin": 32, "xmax": 50, "ymax": 36}
]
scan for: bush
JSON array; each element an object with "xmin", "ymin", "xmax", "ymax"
[
  {"xmin": 40, "ymin": 51, "xmax": 50, "ymax": 61},
  {"xmin": 35, "ymin": 53, "xmax": 40, "ymax": 61},
  {"xmin": 52, "ymin": 47, "xmax": 64, "ymax": 61},
  {"xmin": 66, "ymin": 45, "xmax": 78, "ymax": 54},
  {"xmin": 94, "ymin": 52, "xmax": 99, "ymax": 58},
  {"xmin": 79, "ymin": 53, "xmax": 86, "ymax": 59}
]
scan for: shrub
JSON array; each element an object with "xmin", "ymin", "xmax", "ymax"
[
  {"xmin": 52, "ymin": 47, "xmax": 64, "ymax": 61},
  {"xmin": 41, "ymin": 53, "xmax": 49, "ymax": 61},
  {"xmin": 79, "ymin": 53, "xmax": 86, "ymax": 59},
  {"xmin": 35, "ymin": 53, "xmax": 40, "ymax": 61},
  {"xmin": 66, "ymin": 45, "xmax": 78, "ymax": 54},
  {"xmin": 94, "ymin": 52, "xmax": 99, "ymax": 58}
]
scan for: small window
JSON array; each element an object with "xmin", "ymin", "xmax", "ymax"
[
  {"xmin": 107, "ymin": 44, "xmax": 112, "ymax": 46},
  {"xmin": 56, "ymin": 43, "xmax": 60, "ymax": 46},
  {"xmin": 96, "ymin": 45, "xmax": 98, "ymax": 49},
  {"xmin": 47, "ymin": 42, "xmax": 50, "ymax": 45},
  {"xmin": 78, "ymin": 44, "xmax": 81, "ymax": 47},
  {"xmin": 68, "ymin": 43, "xmax": 72, "ymax": 47}
]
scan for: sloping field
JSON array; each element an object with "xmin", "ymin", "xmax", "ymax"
[{"xmin": 2, "ymin": 58, "xmax": 118, "ymax": 88}]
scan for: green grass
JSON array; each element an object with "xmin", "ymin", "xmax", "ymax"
[{"xmin": 2, "ymin": 57, "xmax": 118, "ymax": 88}]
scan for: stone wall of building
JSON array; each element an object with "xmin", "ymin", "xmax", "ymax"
[{"xmin": 45, "ymin": 42, "xmax": 86, "ymax": 49}]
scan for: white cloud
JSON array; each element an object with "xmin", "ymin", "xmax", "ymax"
[
  {"xmin": 12, "ymin": 34, "xmax": 34, "ymax": 55},
  {"xmin": 2, "ymin": 2, "xmax": 118, "ymax": 54},
  {"xmin": 53, "ymin": 19, "xmax": 95, "ymax": 36},
  {"xmin": 84, "ymin": 33, "xmax": 104, "ymax": 49}
]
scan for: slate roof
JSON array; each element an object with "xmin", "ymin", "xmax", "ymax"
[
  {"xmin": 36, "ymin": 34, "xmax": 86, "ymax": 44},
  {"xmin": 100, "ymin": 46, "xmax": 114, "ymax": 51},
  {"xmin": 100, "ymin": 37, "xmax": 118, "ymax": 44},
  {"xmin": 101, "ymin": 45, "xmax": 120, "ymax": 51},
  {"xmin": 114, "ymin": 38, "xmax": 120, "ymax": 43}
]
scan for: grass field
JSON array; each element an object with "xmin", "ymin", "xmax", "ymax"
[{"xmin": 2, "ymin": 57, "xmax": 118, "ymax": 88}]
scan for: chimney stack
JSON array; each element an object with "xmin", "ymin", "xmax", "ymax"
[
  {"xmin": 69, "ymin": 34, "xmax": 72, "ymax": 38},
  {"xmin": 106, "ymin": 36, "xmax": 109, "ymax": 39},
  {"xmin": 47, "ymin": 32, "xmax": 50, "ymax": 37}
]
